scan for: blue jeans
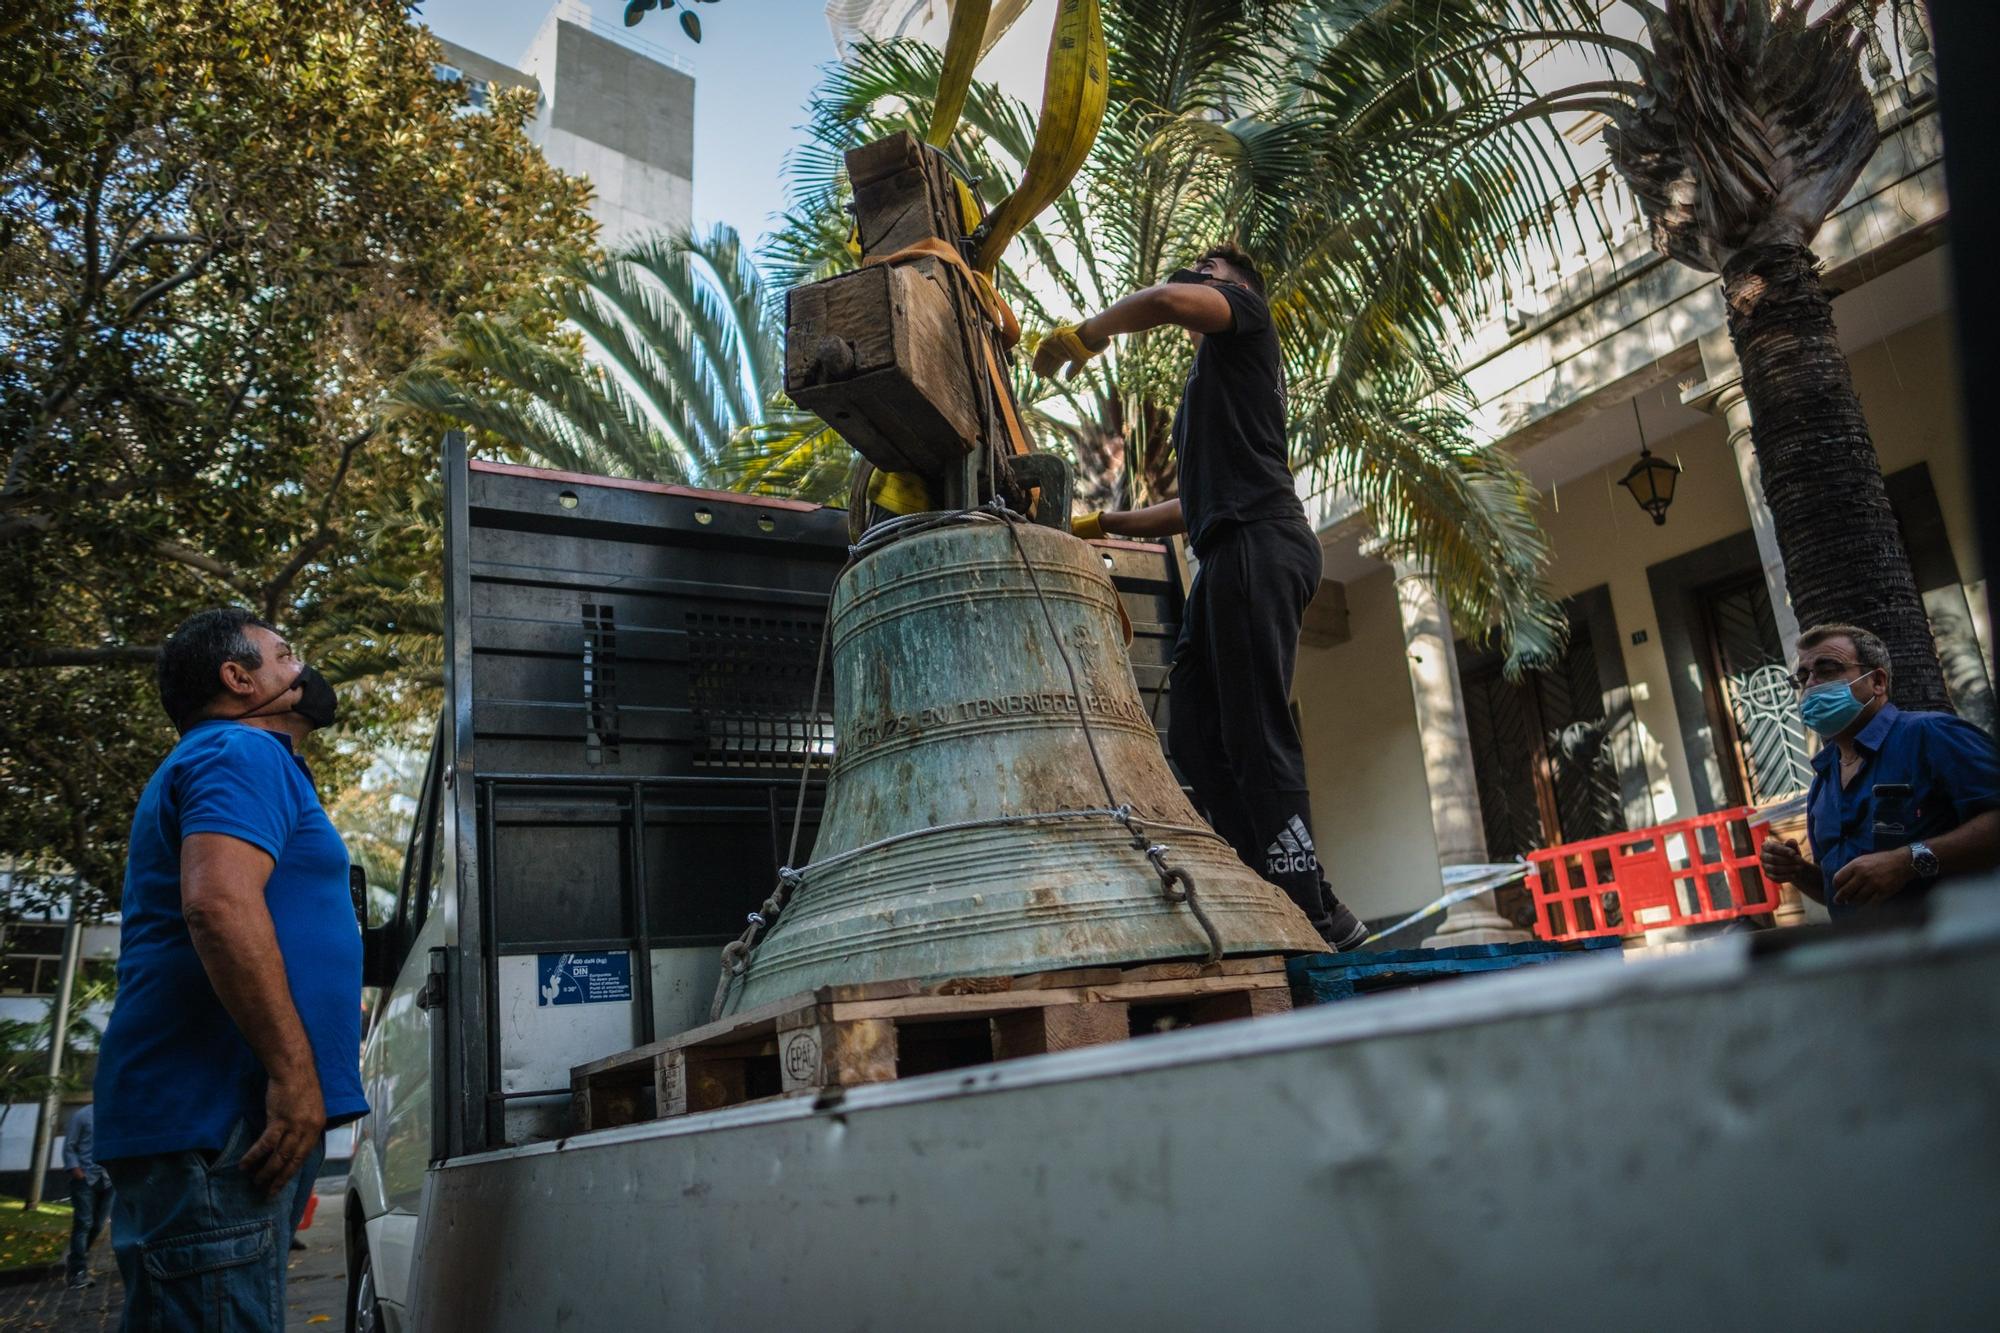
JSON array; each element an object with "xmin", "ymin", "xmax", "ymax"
[
  {"xmin": 68, "ymin": 1174, "xmax": 114, "ymax": 1281},
  {"xmin": 105, "ymin": 1119, "xmax": 324, "ymax": 1332}
]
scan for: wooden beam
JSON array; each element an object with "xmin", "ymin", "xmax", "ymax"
[
  {"xmin": 991, "ymin": 1001, "xmax": 1131, "ymax": 1059},
  {"xmin": 776, "ymin": 1012, "xmax": 899, "ymax": 1094},
  {"xmin": 785, "ymin": 255, "xmax": 981, "ymax": 475},
  {"xmin": 848, "ymin": 131, "xmax": 960, "ymax": 257}
]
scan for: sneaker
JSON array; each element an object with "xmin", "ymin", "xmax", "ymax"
[
  {"xmin": 1319, "ymin": 902, "xmax": 1370, "ymax": 952},
  {"xmin": 67, "ymin": 1274, "xmax": 95, "ymax": 1290}
]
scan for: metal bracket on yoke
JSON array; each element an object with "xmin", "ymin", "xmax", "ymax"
[{"xmin": 1004, "ymin": 453, "xmax": 1074, "ymax": 531}]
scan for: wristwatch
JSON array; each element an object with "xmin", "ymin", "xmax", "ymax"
[{"xmin": 1909, "ymin": 841, "xmax": 1940, "ymax": 879}]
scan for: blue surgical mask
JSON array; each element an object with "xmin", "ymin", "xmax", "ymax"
[{"xmin": 1799, "ymin": 674, "xmax": 1870, "ymax": 735}]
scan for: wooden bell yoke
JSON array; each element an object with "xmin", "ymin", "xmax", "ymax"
[{"xmin": 783, "ymin": 132, "xmax": 1061, "ymax": 520}]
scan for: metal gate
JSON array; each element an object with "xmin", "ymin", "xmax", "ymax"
[{"xmin": 1700, "ymin": 574, "xmax": 1813, "ymax": 807}]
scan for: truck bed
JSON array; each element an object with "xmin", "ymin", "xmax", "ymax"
[{"xmin": 407, "ymin": 884, "xmax": 2000, "ymax": 1330}]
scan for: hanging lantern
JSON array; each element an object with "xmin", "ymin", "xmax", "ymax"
[{"xmin": 1618, "ymin": 399, "xmax": 1681, "ymax": 525}]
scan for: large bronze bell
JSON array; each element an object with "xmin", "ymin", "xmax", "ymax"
[{"xmin": 727, "ymin": 519, "xmax": 1326, "ymax": 1010}]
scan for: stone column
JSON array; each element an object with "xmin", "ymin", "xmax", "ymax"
[
  {"xmin": 1684, "ymin": 344, "xmax": 1815, "ymax": 927},
  {"xmin": 1393, "ymin": 563, "xmax": 1532, "ymax": 947},
  {"xmin": 1684, "ymin": 344, "xmax": 1802, "ymax": 652}
]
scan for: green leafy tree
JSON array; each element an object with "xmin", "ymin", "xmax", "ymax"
[
  {"xmin": 762, "ymin": 0, "xmax": 1611, "ymax": 670},
  {"xmin": 325, "ymin": 741, "xmax": 429, "ymax": 925},
  {"xmin": 394, "ymin": 225, "xmax": 847, "ymax": 500},
  {"xmin": 0, "ymin": 0, "xmax": 596, "ymax": 915}
]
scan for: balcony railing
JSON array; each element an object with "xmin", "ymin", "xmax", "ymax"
[{"xmin": 1459, "ymin": 9, "xmax": 1938, "ymax": 358}]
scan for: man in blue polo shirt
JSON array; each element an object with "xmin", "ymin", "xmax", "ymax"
[
  {"xmin": 96, "ymin": 608, "xmax": 367, "ymax": 1329},
  {"xmin": 1761, "ymin": 622, "xmax": 2000, "ymax": 917}
]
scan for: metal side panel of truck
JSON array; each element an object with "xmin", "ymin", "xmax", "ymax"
[{"xmin": 351, "ymin": 439, "xmax": 2000, "ymax": 1331}]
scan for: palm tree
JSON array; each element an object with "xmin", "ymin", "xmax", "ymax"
[
  {"xmin": 362, "ymin": 226, "xmax": 846, "ymax": 746},
  {"xmin": 1593, "ymin": 0, "xmax": 1950, "ymax": 709},
  {"xmin": 766, "ymin": 0, "xmax": 1608, "ymax": 671},
  {"xmin": 394, "ymin": 224, "xmax": 848, "ymax": 502}
]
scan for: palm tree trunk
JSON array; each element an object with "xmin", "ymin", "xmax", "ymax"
[
  {"xmin": 1134, "ymin": 398, "xmax": 1177, "ymax": 507},
  {"xmin": 1722, "ymin": 242, "xmax": 1951, "ymax": 712}
]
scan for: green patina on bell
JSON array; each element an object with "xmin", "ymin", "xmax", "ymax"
[{"xmin": 729, "ymin": 520, "xmax": 1326, "ymax": 1009}]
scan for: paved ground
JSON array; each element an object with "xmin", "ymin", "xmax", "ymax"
[{"xmin": 0, "ymin": 1177, "xmax": 348, "ymax": 1332}]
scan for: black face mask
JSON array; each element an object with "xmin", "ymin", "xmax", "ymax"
[
  {"xmin": 1166, "ymin": 268, "xmax": 1213, "ymax": 285},
  {"xmin": 290, "ymin": 664, "xmax": 339, "ymax": 730},
  {"xmin": 226, "ymin": 662, "xmax": 339, "ymax": 731}
]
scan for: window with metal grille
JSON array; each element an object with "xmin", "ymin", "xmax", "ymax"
[
  {"xmin": 0, "ymin": 921, "xmax": 64, "ymax": 994},
  {"xmin": 685, "ymin": 613, "xmax": 833, "ymax": 769},
  {"xmin": 0, "ymin": 922, "xmax": 112, "ymax": 997},
  {"xmin": 1700, "ymin": 574, "xmax": 1813, "ymax": 807}
]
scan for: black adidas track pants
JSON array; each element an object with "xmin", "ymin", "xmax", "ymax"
[{"xmin": 1166, "ymin": 518, "xmax": 1334, "ymax": 932}]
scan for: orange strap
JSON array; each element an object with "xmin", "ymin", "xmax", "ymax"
[
  {"xmin": 864, "ymin": 238, "xmax": 1020, "ymax": 346},
  {"xmin": 864, "ymin": 239, "xmax": 1030, "ymax": 457}
]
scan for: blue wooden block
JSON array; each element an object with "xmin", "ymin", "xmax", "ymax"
[{"xmin": 1287, "ymin": 936, "xmax": 1618, "ymax": 1006}]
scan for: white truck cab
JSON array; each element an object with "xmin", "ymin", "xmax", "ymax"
[{"xmin": 345, "ymin": 729, "xmax": 450, "ymax": 1331}]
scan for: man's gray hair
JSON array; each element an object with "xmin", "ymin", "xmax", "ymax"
[{"xmin": 1798, "ymin": 622, "xmax": 1892, "ymax": 681}]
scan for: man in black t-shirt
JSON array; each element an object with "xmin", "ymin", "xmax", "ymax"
[{"xmin": 1034, "ymin": 244, "xmax": 1367, "ymax": 950}]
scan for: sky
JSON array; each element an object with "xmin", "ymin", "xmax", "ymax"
[
  {"xmin": 411, "ymin": 0, "xmax": 851, "ymax": 250},
  {"xmin": 413, "ymin": 1, "xmax": 1059, "ymax": 252}
]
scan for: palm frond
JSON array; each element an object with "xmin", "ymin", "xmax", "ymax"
[
  {"xmin": 390, "ymin": 224, "xmax": 799, "ymax": 491},
  {"xmin": 760, "ymin": 2, "xmax": 1604, "ymax": 665},
  {"xmin": 557, "ymin": 260, "xmax": 722, "ymax": 475},
  {"xmin": 1299, "ymin": 369, "xmax": 1567, "ymax": 675},
  {"xmin": 714, "ymin": 406, "xmax": 855, "ymax": 504}
]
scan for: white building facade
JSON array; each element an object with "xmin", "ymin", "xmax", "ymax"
[
  {"xmin": 1291, "ymin": 23, "xmax": 1985, "ymax": 943},
  {"xmin": 437, "ymin": 1, "xmax": 695, "ymax": 249},
  {"xmin": 0, "ymin": 872, "xmax": 117, "ymax": 1183}
]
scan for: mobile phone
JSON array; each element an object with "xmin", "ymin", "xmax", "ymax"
[{"xmin": 1872, "ymin": 783, "xmax": 1913, "ymax": 839}]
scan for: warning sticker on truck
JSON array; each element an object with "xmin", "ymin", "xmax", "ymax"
[{"xmin": 536, "ymin": 951, "xmax": 634, "ymax": 1006}]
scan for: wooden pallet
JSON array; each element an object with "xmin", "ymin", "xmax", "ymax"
[{"xmin": 570, "ymin": 955, "xmax": 1294, "ymax": 1132}]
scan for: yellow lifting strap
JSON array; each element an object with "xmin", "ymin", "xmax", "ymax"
[
  {"xmin": 973, "ymin": 0, "xmax": 1108, "ymax": 275},
  {"xmin": 926, "ymin": 0, "xmax": 1036, "ymax": 148},
  {"xmin": 863, "ymin": 238, "xmax": 1032, "ymax": 458},
  {"xmin": 927, "ymin": 0, "xmax": 991, "ymax": 149},
  {"xmin": 866, "ymin": 465, "xmax": 933, "ymax": 515},
  {"xmin": 865, "ymin": 238, "xmax": 1018, "ymax": 346}
]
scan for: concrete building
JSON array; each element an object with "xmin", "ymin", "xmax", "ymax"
[
  {"xmin": 0, "ymin": 870, "xmax": 359, "ymax": 1188},
  {"xmin": 0, "ymin": 871, "xmax": 117, "ymax": 1190},
  {"xmin": 436, "ymin": 0, "xmax": 695, "ymax": 249},
  {"xmin": 1290, "ymin": 20, "xmax": 1985, "ymax": 946}
]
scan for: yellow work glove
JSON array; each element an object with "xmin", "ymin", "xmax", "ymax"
[
  {"xmin": 1033, "ymin": 324, "xmax": 1102, "ymax": 380},
  {"xmin": 1071, "ymin": 511, "xmax": 1106, "ymax": 540}
]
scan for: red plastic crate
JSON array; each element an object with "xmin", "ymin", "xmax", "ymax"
[{"xmin": 1526, "ymin": 808, "xmax": 1779, "ymax": 942}]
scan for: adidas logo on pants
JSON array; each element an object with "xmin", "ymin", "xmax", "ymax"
[{"xmin": 1265, "ymin": 814, "xmax": 1320, "ymax": 877}]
